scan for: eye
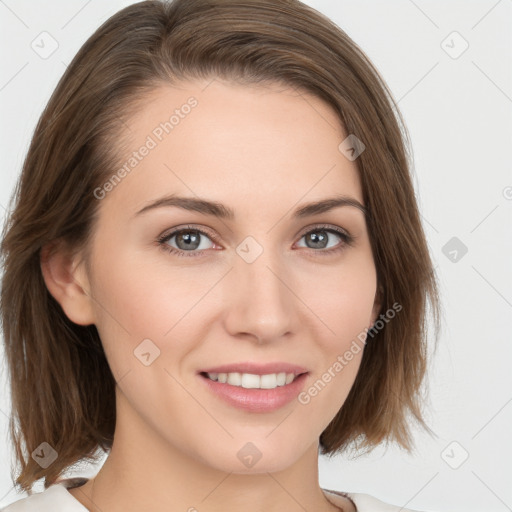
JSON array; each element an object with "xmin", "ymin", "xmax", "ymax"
[
  {"xmin": 295, "ymin": 224, "xmax": 353, "ymax": 254},
  {"xmin": 157, "ymin": 223, "xmax": 354, "ymax": 258},
  {"xmin": 157, "ymin": 225, "xmax": 216, "ymax": 257}
]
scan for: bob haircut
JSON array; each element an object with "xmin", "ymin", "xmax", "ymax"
[{"xmin": 0, "ymin": 0, "xmax": 441, "ymax": 494}]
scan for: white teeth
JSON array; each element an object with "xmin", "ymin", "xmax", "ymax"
[
  {"xmin": 227, "ymin": 372, "xmax": 242, "ymax": 386},
  {"xmin": 276, "ymin": 373, "xmax": 286, "ymax": 386},
  {"xmin": 241, "ymin": 373, "xmax": 261, "ymax": 389},
  {"xmin": 260, "ymin": 374, "xmax": 277, "ymax": 389},
  {"xmin": 206, "ymin": 372, "xmax": 299, "ymax": 389},
  {"xmin": 285, "ymin": 373, "xmax": 294, "ymax": 384}
]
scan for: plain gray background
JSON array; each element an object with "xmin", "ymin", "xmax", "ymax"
[{"xmin": 1, "ymin": 1, "xmax": 511, "ymax": 511}]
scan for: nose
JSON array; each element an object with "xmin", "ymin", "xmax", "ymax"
[{"xmin": 222, "ymin": 246, "xmax": 298, "ymax": 345}]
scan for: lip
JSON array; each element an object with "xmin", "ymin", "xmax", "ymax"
[
  {"xmin": 198, "ymin": 362, "xmax": 309, "ymax": 375},
  {"xmin": 198, "ymin": 364, "xmax": 309, "ymax": 413}
]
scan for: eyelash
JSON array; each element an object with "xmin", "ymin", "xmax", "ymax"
[{"xmin": 157, "ymin": 224, "xmax": 354, "ymax": 259}]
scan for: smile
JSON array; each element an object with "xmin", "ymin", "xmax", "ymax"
[{"xmin": 203, "ymin": 371, "xmax": 300, "ymax": 389}]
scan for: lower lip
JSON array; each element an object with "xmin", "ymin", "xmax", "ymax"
[{"xmin": 199, "ymin": 373, "xmax": 309, "ymax": 413}]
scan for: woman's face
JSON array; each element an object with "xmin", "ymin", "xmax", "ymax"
[{"xmin": 74, "ymin": 78, "xmax": 380, "ymax": 473}]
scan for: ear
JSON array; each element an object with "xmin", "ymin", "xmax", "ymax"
[
  {"xmin": 40, "ymin": 240, "xmax": 96, "ymax": 326},
  {"xmin": 369, "ymin": 282, "xmax": 383, "ymax": 328}
]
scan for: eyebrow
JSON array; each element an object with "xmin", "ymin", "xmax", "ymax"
[{"xmin": 134, "ymin": 194, "xmax": 368, "ymax": 219}]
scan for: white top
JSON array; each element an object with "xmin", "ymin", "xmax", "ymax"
[{"xmin": 0, "ymin": 478, "xmax": 428, "ymax": 511}]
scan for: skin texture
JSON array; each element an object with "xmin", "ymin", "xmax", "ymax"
[{"xmin": 41, "ymin": 78, "xmax": 380, "ymax": 512}]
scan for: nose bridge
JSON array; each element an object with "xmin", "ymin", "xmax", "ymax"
[{"xmin": 223, "ymin": 236, "xmax": 295, "ymax": 342}]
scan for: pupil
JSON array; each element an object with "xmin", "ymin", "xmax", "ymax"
[
  {"xmin": 308, "ymin": 231, "xmax": 327, "ymax": 249},
  {"xmin": 178, "ymin": 231, "xmax": 199, "ymax": 250}
]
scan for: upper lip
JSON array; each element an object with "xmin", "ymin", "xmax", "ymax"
[{"xmin": 199, "ymin": 362, "xmax": 309, "ymax": 375}]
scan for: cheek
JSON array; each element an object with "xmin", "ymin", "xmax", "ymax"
[
  {"xmin": 299, "ymin": 253, "xmax": 377, "ymax": 345},
  {"xmin": 295, "ymin": 254, "xmax": 376, "ymax": 403},
  {"xmin": 296, "ymin": 272, "xmax": 372, "ymax": 427},
  {"xmin": 87, "ymin": 241, "xmax": 216, "ymax": 373}
]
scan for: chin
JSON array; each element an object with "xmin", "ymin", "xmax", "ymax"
[{"xmin": 193, "ymin": 435, "xmax": 312, "ymax": 475}]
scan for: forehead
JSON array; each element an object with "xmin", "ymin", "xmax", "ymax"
[{"xmin": 101, "ymin": 78, "xmax": 364, "ymax": 218}]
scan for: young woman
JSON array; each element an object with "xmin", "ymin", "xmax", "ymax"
[{"xmin": 0, "ymin": 1, "xmax": 441, "ymax": 511}]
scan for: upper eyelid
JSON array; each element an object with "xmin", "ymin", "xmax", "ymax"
[{"xmin": 160, "ymin": 223, "xmax": 352, "ymax": 245}]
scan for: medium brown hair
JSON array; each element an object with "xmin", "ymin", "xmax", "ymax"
[{"xmin": 0, "ymin": 0, "xmax": 441, "ymax": 493}]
